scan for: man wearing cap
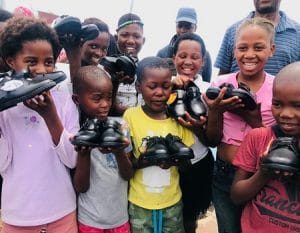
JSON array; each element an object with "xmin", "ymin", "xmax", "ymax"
[{"xmin": 157, "ymin": 7, "xmax": 212, "ymax": 82}]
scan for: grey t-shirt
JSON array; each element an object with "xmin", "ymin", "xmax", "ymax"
[{"xmin": 77, "ymin": 145, "xmax": 131, "ymax": 229}]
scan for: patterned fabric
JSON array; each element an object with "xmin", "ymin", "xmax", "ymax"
[
  {"xmin": 13, "ymin": 6, "xmax": 34, "ymax": 17},
  {"xmin": 215, "ymin": 11, "xmax": 300, "ymax": 76}
]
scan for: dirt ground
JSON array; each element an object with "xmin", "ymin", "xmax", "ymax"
[{"xmin": 196, "ymin": 206, "xmax": 218, "ymax": 233}]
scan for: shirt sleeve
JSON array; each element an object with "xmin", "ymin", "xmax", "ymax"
[
  {"xmin": 52, "ymin": 91, "xmax": 79, "ymax": 168},
  {"xmin": 0, "ymin": 132, "xmax": 12, "ymax": 173}
]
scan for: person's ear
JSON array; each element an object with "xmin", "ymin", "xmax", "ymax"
[
  {"xmin": 72, "ymin": 94, "xmax": 80, "ymax": 105},
  {"xmin": 136, "ymin": 80, "xmax": 142, "ymax": 93},
  {"xmin": 193, "ymin": 24, "xmax": 197, "ymax": 32},
  {"xmin": 142, "ymin": 37, "xmax": 146, "ymax": 45},
  {"xmin": 5, "ymin": 57, "xmax": 15, "ymax": 70},
  {"xmin": 269, "ymin": 43, "xmax": 276, "ymax": 57}
]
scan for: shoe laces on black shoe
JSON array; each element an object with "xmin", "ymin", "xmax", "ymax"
[
  {"xmin": 165, "ymin": 133, "xmax": 194, "ymax": 161},
  {"xmin": 139, "ymin": 136, "xmax": 170, "ymax": 164},
  {"xmin": 261, "ymin": 137, "xmax": 300, "ymax": 173},
  {"xmin": 98, "ymin": 119, "xmax": 127, "ymax": 149}
]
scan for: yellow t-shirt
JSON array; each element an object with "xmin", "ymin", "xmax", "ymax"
[{"xmin": 123, "ymin": 106, "xmax": 194, "ymax": 210}]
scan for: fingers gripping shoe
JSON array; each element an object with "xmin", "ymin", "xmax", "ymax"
[
  {"xmin": 141, "ymin": 136, "xmax": 170, "ymax": 164},
  {"xmin": 98, "ymin": 119, "xmax": 127, "ymax": 149},
  {"xmin": 167, "ymin": 89, "xmax": 186, "ymax": 118},
  {"xmin": 0, "ymin": 72, "xmax": 56, "ymax": 112},
  {"xmin": 71, "ymin": 118, "xmax": 103, "ymax": 147},
  {"xmin": 261, "ymin": 137, "xmax": 300, "ymax": 173},
  {"xmin": 165, "ymin": 134, "xmax": 194, "ymax": 161},
  {"xmin": 205, "ymin": 83, "xmax": 234, "ymax": 100},
  {"xmin": 184, "ymin": 82, "xmax": 207, "ymax": 118},
  {"xmin": 231, "ymin": 82, "xmax": 257, "ymax": 110}
]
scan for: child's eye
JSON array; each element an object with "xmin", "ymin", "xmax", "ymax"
[
  {"xmin": 237, "ymin": 47, "xmax": 247, "ymax": 51},
  {"xmin": 90, "ymin": 44, "xmax": 98, "ymax": 49},
  {"xmin": 272, "ymin": 102, "xmax": 281, "ymax": 108},
  {"xmin": 254, "ymin": 46, "xmax": 264, "ymax": 51}
]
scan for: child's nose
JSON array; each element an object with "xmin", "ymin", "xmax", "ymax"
[
  {"xmin": 280, "ymin": 107, "xmax": 294, "ymax": 118},
  {"xmin": 33, "ymin": 64, "xmax": 48, "ymax": 75}
]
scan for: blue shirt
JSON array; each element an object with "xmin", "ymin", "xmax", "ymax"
[{"xmin": 214, "ymin": 11, "xmax": 300, "ymax": 75}]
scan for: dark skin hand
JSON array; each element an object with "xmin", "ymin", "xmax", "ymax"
[
  {"xmin": 24, "ymin": 91, "xmax": 63, "ymax": 146},
  {"xmin": 203, "ymin": 87, "xmax": 243, "ymax": 147},
  {"xmin": 73, "ymin": 139, "xmax": 134, "ymax": 193}
]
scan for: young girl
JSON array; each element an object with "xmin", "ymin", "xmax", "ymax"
[
  {"xmin": 171, "ymin": 32, "xmax": 214, "ymax": 233},
  {"xmin": 205, "ymin": 17, "xmax": 276, "ymax": 233},
  {"xmin": 72, "ymin": 66, "xmax": 133, "ymax": 233},
  {"xmin": 0, "ymin": 16, "xmax": 79, "ymax": 232},
  {"xmin": 55, "ymin": 16, "xmax": 111, "ymax": 93},
  {"xmin": 124, "ymin": 56, "xmax": 204, "ymax": 233},
  {"xmin": 112, "ymin": 13, "xmax": 145, "ymax": 115},
  {"xmin": 231, "ymin": 61, "xmax": 300, "ymax": 232}
]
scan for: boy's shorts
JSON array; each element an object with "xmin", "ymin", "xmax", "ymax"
[
  {"xmin": 129, "ymin": 201, "xmax": 184, "ymax": 233},
  {"xmin": 78, "ymin": 221, "xmax": 130, "ymax": 233},
  {"xmin": 3, "ymin": 211, "xmax": 77, "ymax": 233}
]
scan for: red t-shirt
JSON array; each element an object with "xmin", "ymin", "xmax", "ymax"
[{"xmin": 233, "ymin": 127, "xmax": 300, "ymax": 233}]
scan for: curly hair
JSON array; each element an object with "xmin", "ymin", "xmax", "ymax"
[{"xmin": 0, "ymin": 16, "xmax": 61, "ymax": 61}]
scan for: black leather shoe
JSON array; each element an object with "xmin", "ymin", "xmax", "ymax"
[
  {"xmin": 167, "ymin": 89, "xmax": 186, "ymax": 118},
  {"xmin": 53, "ymin": 15, "xmax": 82, "ymax": 41},
  {"xmin": 205, "ymin": 83, "xmax": 233, "ymax": 100},
  {"xmin": 141, "ymin": 136, "xmax": 170, "ymax": 164},
  {"xmin": 231, "ymin": 82, "xmax": 257, "ymax": 110},
  {"xmin": 98, "ymin": 119, "xmax": 127, "ymax": 149},
  {"xmin": 34, "ymin": 71, "xmax": 66, "ymax": 84},
  {"xmin": 0, "ymin": 72, "xmax": 56, "ymax": 112},
  {"xmin": 71, "ymin": 118, "xmax": 103, "ymax": 147},
  {"xmin": 100, "ymin": 55, "xmax": 137, "ymax": 82},
  {"xmin": 184, "ymin": 82, "xmax": 207, "ymax": 118},
  {"xmin": 261, "ymin": 137, "xmax": 300, "ymax": 173},
  {"xmin": 80, "ymin": 24, "xmax": 99, "ymax": 43},
  {"xmin": 165, "ymin": 133, "xmax": 194, "ymax": 161}
]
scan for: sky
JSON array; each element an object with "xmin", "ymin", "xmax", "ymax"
[{"xmin": 3, "ymin": 0, "xmax": 300, "ymax": 77}]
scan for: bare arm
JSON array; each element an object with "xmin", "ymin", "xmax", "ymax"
[
  {"xmin": 114, "ymin": 150, "xmax": 134, "ymax": 180},
  {"xmin": 73, "ymin": 148, "xmax": 91, "ymax": 193},
  {"xmin": 231, "ymin": 168, "xmax": 271, "ymax": 205}
]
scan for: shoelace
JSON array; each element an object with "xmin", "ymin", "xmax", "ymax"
[{"xmin": 152, "ymin": 209, "xmax": 163, "ymax": 233}]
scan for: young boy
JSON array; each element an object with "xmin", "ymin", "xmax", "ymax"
[
  {"xmin": 231, "ymin": 61, "xmax": 300, "ymax": 233},
  {"xmin": 123, "ymin": 56, "xmax": 203, "ymax": 233}
]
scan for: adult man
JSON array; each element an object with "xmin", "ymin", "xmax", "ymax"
[
  {"xmin": 215, "ymin": 0, "xmax": 300, "ymax": 75},
  {"xmin": 157, "ymin": 7, "xmax": 212, "ymax": 82}
]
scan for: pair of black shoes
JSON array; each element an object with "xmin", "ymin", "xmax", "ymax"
[
  {"xmin": 0, "ymin": 70, "xmax": 66, "ymax": 112},
  {"xmin": 167, "ymin": 82, "xmax": 207, "ymax": 119},
  {"xmin": 261, "ymin": 137, "xmax": 300, "ymax": 174},
  {"xmin": 100, "ymin": 55, "xmax": 137, "ymax": 82},
  {"xmin": 71, "ymin": 118, "xmax": 127, "ymax": 149},
  {"xmin": 53, "ymin": 15, "xmax": 99, "ymax": 45},
  {"xmin": 206, "ymin": 82, "xmax": 257, "ymax": 110},
  {"xmin": 141, "ymin": 134, "xmax": 194, "ymax": 165}
]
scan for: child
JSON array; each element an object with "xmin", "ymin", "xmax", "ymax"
[
  {"xmin": 204, "ymin": 17, "xmax": 277, "ymax": 233},
  {"xmin": 171, "ymin": 32, "xmax": 214, "ymax": 233},
  {"xmin": 72, "ymin": 66, "xmax": 133, "ymax": 233},
  {"xmin": 112, "ymin": 13, "xmax": 145, "ymax": 115},
  {"xmin": 231, "ymin": 61, "xmax": 300, "ymax": 232},
  {"xmin": 55, "ymin": 17, "xmax": 111, "ymax": 94},
  {"xmin": 0, "ymin": 16, "xmax": 79, "ymax": 232},
  {"xmin": 123, "ymin": 56, "xmax": 202, "ymax": 233}
]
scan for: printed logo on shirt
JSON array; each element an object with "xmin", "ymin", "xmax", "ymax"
[
  {"xmin": 254, "ymin": 179, "xmax": 300, "ymax": 231},
  {"xmin": 105, "ymin": 153, "xmax": 117, "ymax": 169}
]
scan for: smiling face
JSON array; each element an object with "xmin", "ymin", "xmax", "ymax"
[
  {"xmin": 174, "ymin": 39, "xmax": 203, "ymax": 80},
  {"xmin": 234, "ymin": 23, "xmax": 274, "ymax": 79},
  {"xmin": 272, "ymin": 72, "xmax": 300, "ymax": 137},
  {"xmin": 136, "ymin": 67, "xmax": 172, "ymax": 119},
  {"xmin": 116, "ymin": 23, "xmax": 145, "ymax": 57},
  {"xmin": 81, "ymin": 32, "xmax": 110, "ymax": 66},
  {"xmin": 6, "ymin": 40, "xmax": 55, "ymax": 75}
]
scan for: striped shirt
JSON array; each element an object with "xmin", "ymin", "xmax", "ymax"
[{"xmin": 214, "ymin": 11, "xmax": 300, "ymax": 75}]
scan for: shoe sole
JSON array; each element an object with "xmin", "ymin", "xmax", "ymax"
[
  {"xmin": 0, "ymin": 81, "xmax": 56, "ymax": 112},
  {"xmin": 171, "ymin": 152, "xmax": 194, "ymax": 160},
  {"xmin": 261, "ymin": 163, "xmax": 299, "ymax": 173},
  {"xmin": 98, "ymin": 141, "xmax": 127, "ymax": 149},
  {"xmin": 70, "ymin": 139, "xmax": 100, "ymax": 147}
]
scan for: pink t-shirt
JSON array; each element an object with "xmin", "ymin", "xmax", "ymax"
[
  {"xmin": 211, "ymin": 72, "xmax": 276, "ymax": 146},
  {"xmin": 233, "ymin": 127, "xmax": 300, "ymax": 233},
  {"xmin": 0, "ymin": 89, "xmax": 79, "ymax": 226}
]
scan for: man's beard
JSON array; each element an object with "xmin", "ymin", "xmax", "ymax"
[{"xmin": 256, "ymin": 5, "xmax": 277, "ymax": 14}]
